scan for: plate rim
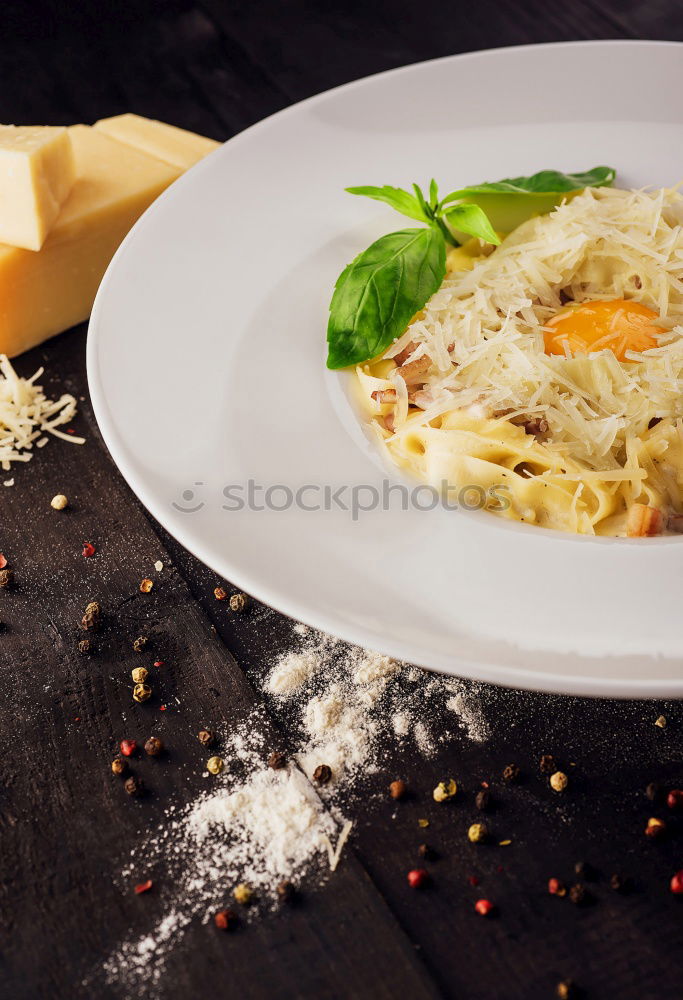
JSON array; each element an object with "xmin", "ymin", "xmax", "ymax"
[{"xmin": 87, "ymin": 39, "xmax": 683, "ymax": 699}]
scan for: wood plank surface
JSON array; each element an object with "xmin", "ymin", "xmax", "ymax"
[{"xmin": 1, "ymin": 3, "xmax": 683, "ymax": 998}]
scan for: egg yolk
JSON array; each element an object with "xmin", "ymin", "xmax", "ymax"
[{"xmin": 543, "ymin": 299, "xmax": 661, "ymax": 362}]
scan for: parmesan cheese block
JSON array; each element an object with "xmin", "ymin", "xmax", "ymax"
[
  {"xmin": 94, "ymin": 113, "xmax": 220, "ymax": 170},
  {"xmin": 0, "ymin": 124, "xmax": 181, "ymax": 358},
  {"xmin": 0, "ymin": 125, "xmax": 76, "ymax": 251}
]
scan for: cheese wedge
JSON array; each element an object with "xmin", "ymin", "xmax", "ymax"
[
  {"xmin": 94, "ymin": 114, "xmax": 220, "ymax": 170},
  {"xmin": 0, "ymin": 125, "xmax": 180, "ymax": 358},
  {"xmin": 0, "ymin": 125, "xmax": 76, "ymax": 251}
]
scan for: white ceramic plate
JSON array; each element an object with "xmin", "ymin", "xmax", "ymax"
[{"xmin": 88, "ymin": 40, "xmax": 683, "ymax": 697}]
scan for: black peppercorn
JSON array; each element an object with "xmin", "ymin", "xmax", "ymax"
[
  {"xmin": 197, "ymin": 729, "xmax": 214, "ymax": 747},
  {"xmin": 539, "ymin": 754, "xmax": 556, "ymax": 774},
  {"xmin": 133, "ymin": 635, "xmax": 148, "ymax": 653},
  {"xmin": 124, "ymin": 776, "xmax": 144, "ymax": 797},
  {"xmin": 574, "ymin": 861, "xmax": 596, "ymax": 881},
  {"xmin": 502, "ymin": 763, "xmax": 520, "ymax": 783},
  {"xmin": 77, "ymin": 639, "xmax": 92, "ymax": 655},
  {"xmin": 229, "ymin": 592, "xmax": 249, "ymax": 613},
  {"xmin": 80, "ymin": 600, "xmax": 100, "ymax": 630},
  {"xmin": 268, "ymin": 751, "xmax": 287, "ymax": 770},
  {"xmin": 144, "ymin": 736, "xmax": 163, "ymax": 757},
  {"xmin": 568, "ymin": 883, "xmax": 587, "ymax": 905},
  {"xmin": 556, "ymin": 981, "xmax": 576, "ymax": 1000},
  {"xmin": 276, "ymin": 880, "xmax": 295, "ymax": 903},
  {"xmin": 610, "ymin": 873, "xmax": 630, "ymax": 893},
  {"xmin": 313, "ymin": 764, "xmax": 332, "ymax": 785},
  {"xmin": 0, "ymin": 568, "xmax": 13, "ymax": 589},
  {"xmin": 646, "ymin": 781, "xmax": 661, "ymax": 802},
  {"xmin": 475, "ymin": 789, "xmax": 490, "ymax": 812},
  {"xmin": 417, "ymin": 843, "xmax": 436, "ymax": 860}
]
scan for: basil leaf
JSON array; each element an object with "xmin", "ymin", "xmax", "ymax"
[
  {"xmin": 326, "ymin": 227, "xmax": 446, "ymax": 369},
  {"xmin": 444, "ymin": 203, "xmax": 501, "ymax": 245},
  {"xmin": 429, "ymin": 178, "xmax": 439, "ymax": 210},
  {"xmin": 345, "ymin": 185, "xmax": 429, "ymax": 223},
  {"xmin": 441, "ymin": 165, "xmax": 615, "ymax": 203}
]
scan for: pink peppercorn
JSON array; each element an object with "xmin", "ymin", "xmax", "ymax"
[
  {"xmin": 670, "ymin": 871, "xmax": 683, "ymax": 894},
  {"xmin": 407, "ymin": 868, "xmax": 429, "ymax": 889},
  {"xmin": 667, "ymin": 789, "xmax": 683, "ymax": 811},
  {"xmin": 475, "ymin": 898, "xmax": 495, "ymax": 917}
]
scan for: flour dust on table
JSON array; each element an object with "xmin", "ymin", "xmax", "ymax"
[{"xmin": 98, "ymin": 625, "xmax": 489, "ymax": 996}]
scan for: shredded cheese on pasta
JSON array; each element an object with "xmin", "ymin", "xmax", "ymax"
[{"xmin": 355, "ymin": 186, "xmax": 683, "ymax": 535}]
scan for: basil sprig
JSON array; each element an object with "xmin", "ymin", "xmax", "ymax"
[
  {"xmin": 327, "ymin": 227, "xmax": 445, "ymax": 370},
  {"xmin": 327, "ymin": 166, "xmax": 616, "ymax": 369}
]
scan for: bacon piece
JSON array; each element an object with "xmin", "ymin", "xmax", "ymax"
[
  {"xmin": 522, "ymin": 417, "xmax": 549, "ymax": 436},
  {"xmin": 626, "ymin": 503, "xmax": 663, "ymax": 537},
  {"xmin": 397, "ymin": 355, "xmax": 431, "ymax": 384},
  {"xmin": 393, "ymin": 340, "xmax": 419, "ymax": 366},
  {"xmin": 371, "ymin": 388, "xmax": 398, "ymax": 404}
]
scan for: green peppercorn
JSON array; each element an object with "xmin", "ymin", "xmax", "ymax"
[
  {"xmin": 133, "ymin": 682, "xmax": 152, "ymax": 703},
  {"xmin": 111, "ymin": 756, "xmax": 127, "ymax": 777},
  {"xmin": 207, "ymin": 756, "xmax": 224, "ymax": 775},
  {"xmin": 433, "ymin": 779, "xmax": 457, "ymax": 802},
  {"xmin": 468, "ymin": 822, "xmax": 488, "ymax": 844},
  {"xmin": 229, "ymin": 592, "xmax": 249, "ymax": 613}
]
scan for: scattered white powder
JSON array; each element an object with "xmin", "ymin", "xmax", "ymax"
[
  {"xmin": 265, "ymin": 649, "xmax": 321, "ymax": 696},
  {"xmin": 100, "ymin": 624, "xmax": 491, "ymax": 996}
]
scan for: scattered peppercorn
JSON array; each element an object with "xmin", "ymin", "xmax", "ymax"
[
  {"xmin": 407, "ymin": 868, "xmax": 429, "ymax": 889},
  {"xmin": 568, "ymin": 883, "xmax": 587, "ymax": 905},
  {"xmin": 119, "ymin": 739, "xmax": 137, "ymax": 757},
  {"xmin": 418, "ymin": 843, "xmax": 436, "ymax": 860},
  {"xmin": 468, "ymin": 822, "xmax": 488, "ymax": 844},
  {"xmin": 124, "ymin": 776, "xmax": 144, "ymax": 797},
  {"xmin": 77, "ymin": 639, "xmax": 92, "ymax": 655},
  {"xmin": 550, "ymin": 771, "xmax": 569, "ymax": 793},
  {"xmin": 268, "ymin": 751, "xmax": 287, "ymax": 770},
  {"xmin": 556, "ymin": 980, "xmax": 576, "ymax": 1000},
  {"xmin": 670, "ymin": 870, "xmax": 683, "ymax": 894},
  {"xmin": 502, "ymin": 764, "xmax": 520, "ymax": 783},
  {"xmin": 0, "ymin": 567, "xmax": 14, "ymax": 589},
  {"xmin": 111, "ymin": 756, "xmax": 128, "ymax": 777},
  {"xmin": 139, "ymin": 578, "xmax": 154, "ymax": 593},
  {"xmin": 667, "ymin": 789, "xmax": 683, "ymax": 811},
  {"xmin": 233, "ymin": 883, "xmax": 253, "ymax": 906},
  {"xmin": 50, "ymin": 494, "xmax": 68, "ymax": 511},
  {"xmin": 610, "ymin": 873, "xmax": 629, "ymax": 893},
  {"xmin": 134, "ymin": 879, "xmax": 153, "ymax": 895},
  {"xmin": 132, "ymin": 636, "xmax": 148, "ymax": 653},
  {"xmin": 229, "ymin": 592, "xmax": 249, "ymax": 613},
  {"xmin": 548, "ymin": 878, "xmax": 566, "ymax": 897},
  {"xmin": 214, "ymin": 908, "xmax": 238, "ymax": 931},
  {"xmin": 646, "ymin": 781, "xmax": 662, "ymax": 802},
  {"xmin": 0, "ymin": 554, "xmax": 6, "ymax": 569},
  {"xmin": 82, "ymin": 542, "xmax": 96, "ymax": 558},
  {"xmin": 214, "ymin": 587, "xmax": 227, "ymax": 601},
  {"xmin": 81, "ymin": 601, "xmax": 100, "ymax": 631},
  {"xmin": 539, "ymin": 754, "xmax": 556, "ymax": 774},
  {"xmin": 645, "ymin": 816, "xmax": 666, "ymax": 839},
  {"xmin": 389, "ymin": 779, "xmax": 407, "ymax": 800},
  {"xmin": 131, "ymin": 667, "xmax": 149, "ymax": 684},
  {"xmin": 144, "ymin": 736, "xmax": 163, "ymax": 757},
  {"xmin": 417, "ymin": 818, "xmax": 429, "ymax": 829},
  {"xmin": 655, "ymin": 715, "xmax": 667, "ymax": 728},
  {"xmin": 153, "ymin": 660, "xmax": 164, "ymax": 668},
  {"xmin": 475, "ymin": 789, "xmax": 490, "ymax": 812},
  {"xmin": 197, "ymin": 729, "xmax": 214, "ymax": 747},
  {"xmin": 474, "ymin": 898, "xmax": 495, "ymax": 917},
  {"xmin": 433, "ymin": 778, "xmax": 457, "ymax": 802},
  {"xmin": 133, "ymin": 682, "xmax": 152, "ymax": 703},
  {"xmin": 276, "ymin": 880, "xmax": 295, "ymax": 903},
  {"xmin": 207, "ymin": 756, "xmax": 224, "ymax": 775},
  {"xmin": 313, "ymin": 764, "xmax": 332, "ymax": 785}
]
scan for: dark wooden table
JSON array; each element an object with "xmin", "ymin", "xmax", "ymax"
[{"xmin": 2, "ymin": 3, "xmax": 683, "ymax": 998}]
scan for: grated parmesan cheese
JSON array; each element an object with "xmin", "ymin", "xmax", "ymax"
[{"xmin": 0, "ymin": 354, "xmax": 84, "ymax": 470}]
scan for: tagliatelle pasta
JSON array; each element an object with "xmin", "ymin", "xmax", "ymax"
[{"xmin": 354, "ymin": 186, "xmax": 683, "ymax": 535}]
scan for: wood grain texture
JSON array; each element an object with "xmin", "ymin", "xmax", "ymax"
[{"xmin": 0, "ymin": 2, "xmax": 683, "ymax": 998}]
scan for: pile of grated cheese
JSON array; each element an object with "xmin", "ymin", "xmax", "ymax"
[
  {"xmin": 386, "ymin": 186, "xmax": 683, "ymax": 468},
  {"xmin": 0, "ymin": 354, "xmax": 84, "ymax": 471}
]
